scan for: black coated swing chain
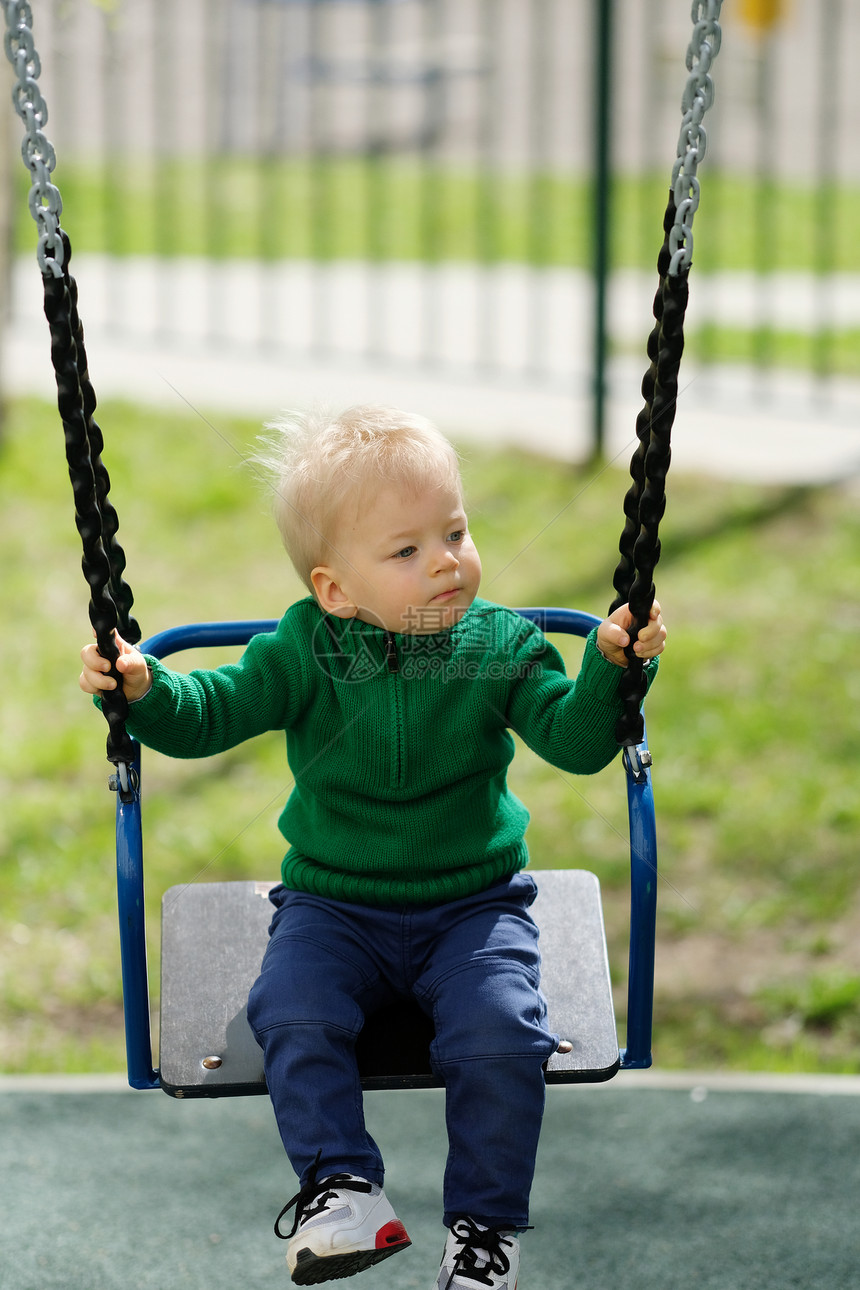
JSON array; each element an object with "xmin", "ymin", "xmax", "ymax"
[
  {"xmin": 42, "ymin": 236, "xmax": 140, "ymax": 785},
  {"xmin": 610, "ymin": 196, "xmax": 675, "ymax": 619},
  {"xmin": 61, "ymin": 241, "xmax": 140, "ymax": 646},
  {"xmin": 610, "ymin": 196, "xmax": 688, "ymax": 751}
]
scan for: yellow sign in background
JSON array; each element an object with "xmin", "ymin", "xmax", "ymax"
[{"xmin": 740, "ymin": 0, "xmax": 785, "ymax": 31}]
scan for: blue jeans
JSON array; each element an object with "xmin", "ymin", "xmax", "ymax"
[{"xmin": 246, "ymin": 872, "xmax": 558, "ymax": 1229}]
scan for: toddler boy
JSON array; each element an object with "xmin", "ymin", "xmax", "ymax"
[{"xmin": 80, "ymin": 405, "xmax": 665, "ymax": 1288}]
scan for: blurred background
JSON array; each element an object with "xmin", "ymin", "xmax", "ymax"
[
  {"xmin": 4, "ymin": 0, "xmax": 860, "ymax": 457},
  {"xmin": 1, "ymin": 0, "xmax": 858, "ymax": 1079}
]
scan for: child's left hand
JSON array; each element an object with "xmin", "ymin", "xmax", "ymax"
[{"xmin": 596, "ymin": 600, "xmax": 667, "ymax": 667}]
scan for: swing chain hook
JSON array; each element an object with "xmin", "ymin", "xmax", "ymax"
[
  {"xmin": 109, "ymin": 761, "xmax": 139, "ymax": 805},
  {"xmin": 3, "ymin": 0, "xmax": 64, "ymax": 275},
  {"xmin": 622, "ymin": 742, "xmax": 653, "ymax": 786},
  {"xmin": 669, "ymin": 0, "xmax": 724, "ymax": 276}
]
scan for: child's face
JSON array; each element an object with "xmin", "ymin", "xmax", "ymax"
[{"xmin": 315, "ymin": 477, "xmax": 482, "ymax": 634}]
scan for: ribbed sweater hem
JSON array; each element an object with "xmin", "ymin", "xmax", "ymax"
[{"xmin": 280, "ymin": 841, "xmax": 529, "ymax": 908}]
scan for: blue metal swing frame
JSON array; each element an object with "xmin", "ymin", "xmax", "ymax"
[{"xmin": 114, "ymin": 607, "xmax": 657, "ymax": 1092}]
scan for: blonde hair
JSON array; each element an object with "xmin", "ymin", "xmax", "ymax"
[{"xmin": 255, "ymin": 404, "xmax": 462, "ymax": 590}]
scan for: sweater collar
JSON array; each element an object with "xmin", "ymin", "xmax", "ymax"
[
  {"xmin": 316, "ymin": 601, "xmax": 486, "ymax": 672},
  {"xmin": 317, "ymin": 603, "xmax": 480, "ymax": 647}
]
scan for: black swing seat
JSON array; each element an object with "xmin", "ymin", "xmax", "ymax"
[{"xmin": 115, "ymin": 609, "xmax": 657, "ymax": 1095}]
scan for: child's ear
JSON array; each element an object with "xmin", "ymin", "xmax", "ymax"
[{"xmin": 311, "ymin": 566, "xmax": 356, "ymax": 619}]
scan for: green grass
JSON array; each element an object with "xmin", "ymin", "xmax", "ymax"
[
  {"xmin": 16, "ymin": 158, "xmax": 860, "ymax": 274},
  {"xmin": 17, "ymin": 157, "xmax": 591, "ymax": 266},
  {"xmin": 682, "ymin": 325, "xmax": 860, "ymax": 379},
  {"xmin": 615, "ymin": 325, "xmax": 860, "ymax": 381},
  {"xmin": 1, "ymin": 396, "xmax": 859, "ymax": 1076}
]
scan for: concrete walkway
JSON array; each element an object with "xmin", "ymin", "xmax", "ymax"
[{"xmin": 4, "ymin": 256, "xmax": 860, "ymax": 485}]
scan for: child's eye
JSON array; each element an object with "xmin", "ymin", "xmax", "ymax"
[
  {"xmin": 393, "ymin": 546, "xmax": 417, "ymax": 560},
  {"xmin": 448, "ymin": 529, "xmax": 466, "ymax": 544}
]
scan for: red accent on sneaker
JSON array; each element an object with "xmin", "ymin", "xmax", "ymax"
[{"xmin": 375, "ymin": 1220, "xmax": 411, "ymax": 1250}]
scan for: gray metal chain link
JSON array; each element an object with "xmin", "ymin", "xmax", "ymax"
[
  {"xmin": 3, "ymin": 0, "xmax": 64, "ymax": 276},
  {"xmin": 669, "ymin": 0, "xmax": 723, "ymax": 276}
]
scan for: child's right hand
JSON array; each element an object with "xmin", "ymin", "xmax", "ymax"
[{"xmin": 79, "ymin": 631, "xmax": 152, "ymax": 703}]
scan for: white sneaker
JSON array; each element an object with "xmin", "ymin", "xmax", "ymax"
[
  {"xmin": 432, "ymin": 1216, "xmax": 520, "ymax": 1290},
  {"xmin": 275, "ymin": 1165, "xmax": 411, "ymax": 1285}
]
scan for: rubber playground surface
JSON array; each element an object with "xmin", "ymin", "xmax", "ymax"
[{"xmin": 3, "ymin": 1071, "xmax": 860, "ymax": 1290}]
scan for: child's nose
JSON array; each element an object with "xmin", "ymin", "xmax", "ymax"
[{"xmin": 433, "ymin": 546, "xmax": 459, "ymax": 572}]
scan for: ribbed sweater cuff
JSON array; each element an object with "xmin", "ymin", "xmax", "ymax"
[{"xmin": 120, "ymin": 657, "xmax": 177, "ymax": 734}]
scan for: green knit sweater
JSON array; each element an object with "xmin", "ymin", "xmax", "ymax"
[{"xmin": 124, "ymin": 597, "xmax": 657, "ymax": 908}]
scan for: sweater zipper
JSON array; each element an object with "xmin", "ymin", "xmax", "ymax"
[
  {"xmin": 383, "ymin": 631, "xmax": 399, "ymax": 674},
  {"xmin": 382, "ymin": 632, "xmax": 405, "ymax": 789}
]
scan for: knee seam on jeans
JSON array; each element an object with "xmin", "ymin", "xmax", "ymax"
[
  {"xmin": 250, "ymin": 1018, "xmax": 361, "ymax": 1041},
  {"xmin": 422, "ymin": 955, "xmax": 541, "ymax": 995},
  {"xmin": 432, "ymin": 1049, "xmax": 553, "ymax": 1067}
]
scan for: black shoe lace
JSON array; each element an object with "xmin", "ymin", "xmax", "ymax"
[
  {"xmin": 274, "ymin": 1150, "xmax": 373, "ymax": 1240},
  {"xmin": 444, "ymin": 1216, "xmax": 527, "ymax": 1288}
]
